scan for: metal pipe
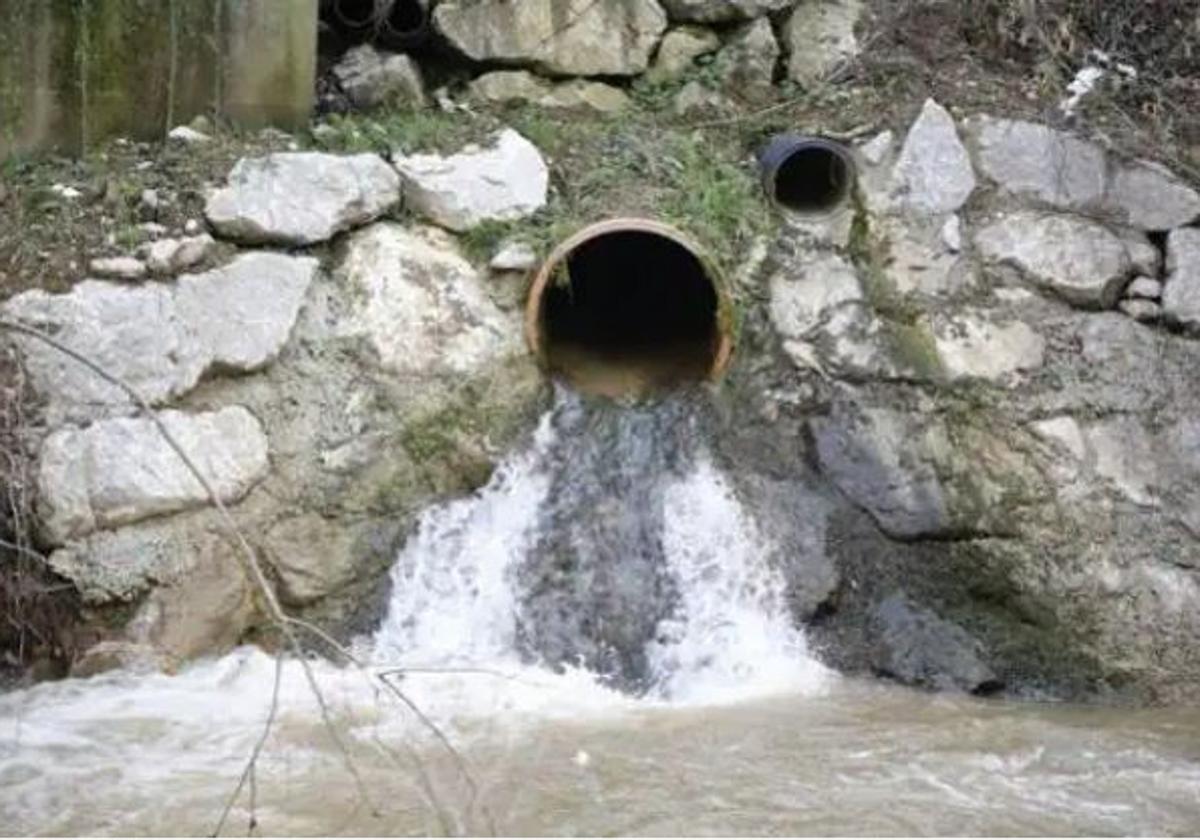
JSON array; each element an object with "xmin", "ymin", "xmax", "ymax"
[
  {"xmin": 758, "ymin": 135, "xmax": 855, "ymax": 214},
  {"xmin": 525, "ymin": 219, "xmax": 734, "ymax": 398}
]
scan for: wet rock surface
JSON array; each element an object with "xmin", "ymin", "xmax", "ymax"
[{"xmin": 728, "ymin": 96, "xmax": 1200, "ymax": 703}]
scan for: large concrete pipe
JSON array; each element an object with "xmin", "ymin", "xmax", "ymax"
[
  {"xmin": 525, "ymin": 219, "xmax": 734, "ymax": 398},
  {"xmin": 758, "ymin": 135, "xmax": 856, "ymax": 214}
]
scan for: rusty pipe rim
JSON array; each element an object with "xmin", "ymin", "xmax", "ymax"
[{"xmin": 524, "ymin": 218, "xmax": 735, "ymax": 384}]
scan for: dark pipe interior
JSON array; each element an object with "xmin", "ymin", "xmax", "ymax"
[
  {"xmin": 384, "ymin": 0, "xmax": 426, "ymax": 35},
  {"xmin": 541, "ymin": 231, "xmax": 721, "ymax": 395},
  {"xmin": 335, "ymin": 0, "xmax": 377, "ymax": 29},
  {"xmin": 773, "ymin": 145, "xmax": 852, "ymax": 213}
]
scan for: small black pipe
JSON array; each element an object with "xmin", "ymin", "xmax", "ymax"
[
  {"xmin": 377, "ymin": 0, "xmax": 430, "ymax": 50},
  {"xmin": 758, "ymin": 135, "xmax": 855, "ymax": 215},
  {"xmin": 333, "ymin": 0, "xmax": 380, "ymax": 33}
]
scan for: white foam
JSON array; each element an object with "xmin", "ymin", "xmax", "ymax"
[{"xmin": 647, "ymin": 457, "xmax": 829, "ymax": 704}]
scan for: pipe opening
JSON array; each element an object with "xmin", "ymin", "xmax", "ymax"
[
  {"xmin": 383, "ymin": 0, "xmax": 427, "ymax": 38},
  {"xmin": 334, "ymin": 0, "xmax": 378, "ymax": 30},
  {"xmin": 760, "ymin": 137, "xmax": 855, "ymax": 215},
  {"xmin": 526, "ymin": 221, "xmax": 732, "ymax": 399}
]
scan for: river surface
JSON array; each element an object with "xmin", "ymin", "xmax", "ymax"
[{"xmin": 2, "ymin": 394, "xmax": 1199, "ymax": 836}]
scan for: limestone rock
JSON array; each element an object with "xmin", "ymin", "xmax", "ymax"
[
  {"xmin": 713, "ymin": 18, "xmax": 779, "ymax": 95},
  {"xmin": 468, "ymin": 71, "xmax": 629, "ymax": 113},
  {"xmin": 89, "ymin": 256, "xmax": 147, "ymax": 280},
  {"xmin": 205, "ymin": 152, "xmax": 401, "ymax": 245},
  {"xmin": 814, "ymin": 404, "xmax": 1038, "ymax": 539},
  {"xmin": 648, "ymin": 26, "xmax": 721, "ymax": 82},
  {"xmin": 4, "ymin": 281, "xmax": 201, "ymax": 423},
  {"xmin": 1126, "ymin": 276, "xmax": 1163, "ymax": 300},
  {"xmin": 394, "ymin": 129, "xmax": 548, "ymax": 232},
  {"xmin": 1119, "ymin": 298, "xmax": 1162, "ymax": 323},
  {"xmin": 38, "ymin": 407, "xmax": 269, "ymax": 544},
  {"xmin": 783, "ymin": 0, "xmax": 862, "ymax": 86},
  {"xmin": 433, "ymin": 0, "xmax": 667, "ymax": 77},
  {"xmin": 891, "ymin": 99, "xmax": 976, "ymax": 213},
  {"xmin": 769, "ymin": 252, "xmax": 863, "ymax": 339},
  {"xmin": 660, "ymin": 0, "xmax": 792, "ymax": 22},
  {"xmin": 871, "ymin": 593, "xmax": 997, "ymax": 692},
  {"xmin": 130, "ymin": 540, "xmax": 255, "ymax": 666},
  {"xmin": 337, "ymin": 223, "xmax": 521, "ymax": 376},
  {"xmin": 928, "ymin": 310, "xmax": 1045, "ymax": 383},
  {"xmin": 878, "ymin": 216, "xmax": 972, "ymax": 297},
  {"xmin": 975, "ymin": 211, "xmax": 1146, "ymax": 309},
  {"xmin": 968, "ymin": 117, "xmax": 1107, "ymax": 212},
  {"xmin": 332, "ymin": 44, "xmax": 427, "ymax": 109},
  {"xmin": 167, "ymin": 126, "xmax": 211, "ymax": 145},
  {"xmin": 175, "ymin": 251, "xmax": 316, "ymax": 372},
  {"xmin": 262, "ymin": 514, "xmax": 363, "ymax": 605},
  {"xmin": 490, "ymin": 240, "xmax": 539, "ymax": 272},
  {"xmin": 3, "ymin": 254, "xmax": 317, "ymax": 423},
  {"xmin": 143, "ymin": 234, "xmax": 216, "ymax": 275},
  {"xmin": 812, "ymin": 406, "xmax": 952, "ymax": 538},
  {"xmin": 858, "ymin": 130, "xmax": 894, "ymax": 167},
  {"xmin": 1163, "ymin": 228, "xmax": 1200, "ymax": 330},
  {"xmin": 1106, "ymin": 160, "xmax": 1200, "ymax": 231}
]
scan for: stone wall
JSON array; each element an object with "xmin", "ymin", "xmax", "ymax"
[{"xmin": 0, "ymin": 0, "xmax": 317, "ymax": 158}]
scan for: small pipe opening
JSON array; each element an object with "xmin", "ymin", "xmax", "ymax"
[
  {"xmin": 526, "ymin": 221, "xmax": 733, "ymax": 398},
  {"xmin": 334, "ymin": 0, "xmax": 378, "ymax": 30},
  {"xmin": 385, "ymin": 0, "xmax": 426, "ymax": 35},
  {"xmin": 759, "ymin": 137, "xmax": 855, "ymax": 215}
]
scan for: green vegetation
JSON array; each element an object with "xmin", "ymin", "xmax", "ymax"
[{"xmin": 309, "ymin": 108, "xmax": 475, "ymax": 156}]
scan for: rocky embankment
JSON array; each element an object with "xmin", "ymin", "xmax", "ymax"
[{"xmin": 723, "ymin": 101, "xmax": 1200, "ymax": 703}]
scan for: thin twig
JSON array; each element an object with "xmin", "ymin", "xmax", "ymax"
[{"xmin": 213, "ymin": 650, "xmax": 284, "ymax": 837}]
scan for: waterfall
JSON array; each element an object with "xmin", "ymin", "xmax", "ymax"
[{"xmin": 371, "ymin": 389, "xmax": 827, "ymax": 704}]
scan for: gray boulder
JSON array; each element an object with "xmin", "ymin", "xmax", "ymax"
[
  {"xmin": 335, "ymin": 223, "xmax": 522, "ymax": 376},
  {"xmin": 393, "ymin": 129, "xmax": 549, "ymax": 232},
  {"xmin": 142, "ymin": 234, "xmax": 216, "ymax": 275},
  {"xmin": 783, "ymin": 0, "xmax": 862, "ymax": 86},
  {"xmin": 926, "ymin": 309, "xmax": 1045, "ymax": 384},
  {"xmin": 871, "ymin": 593, "xmax": 997, "ymax": 692},
  {"xmin": 37, "ymin": 406, "xmax": 269, "ymax": 544},
  {"xmin": 333, "ymin": 44, "xmax": 427, "ymax": 109},
  {"xmin": 769, "ymin": 251, "xmax": 863, "ymax": 340},
  {"xmin": 205, "ymin": 152, "xmax": 400, "ymax": 245},
  {"xmin": 975, "ymin": 211, "xmax": 1148, "ymax": 309},
  {"xmin": 3, "ymin": 253, "xmax": 317, "ymax": 423},
  {"xmin": 713, "ymin": 18, "xmax": 779, "ymax": 95},
  {"xmin": 811, "ymin": 402, "xmax": 1035, "ymax": 539},
  {"xmin": 967, "ymin": 117, "xmax": 1107, "ymax": 212},
  {"xmin": 89, "ymin": 256, "xmax": 147, "ymax": 280},
  {"xmin": 1106, "ymin": 160, "xmax": 1200, "ymax": 231},
  {"xmin": 1163, "ymin": 227, "xmax": 1200, "ymax": 330},
  {"xmin": 647, "ymin": 26, "xmax": 720, "ymax": 82},
  {"xmin": 891, "ymin": 99, "xmax": 976, "ymax": 214},
  {"xmin": 433, "ymin": 0, "xmax": 667, "ymax": 76}
]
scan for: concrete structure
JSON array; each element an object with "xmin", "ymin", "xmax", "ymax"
[{"xmin": 0, "ymin": 0, "xmax": 317, "ymax": 158}]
